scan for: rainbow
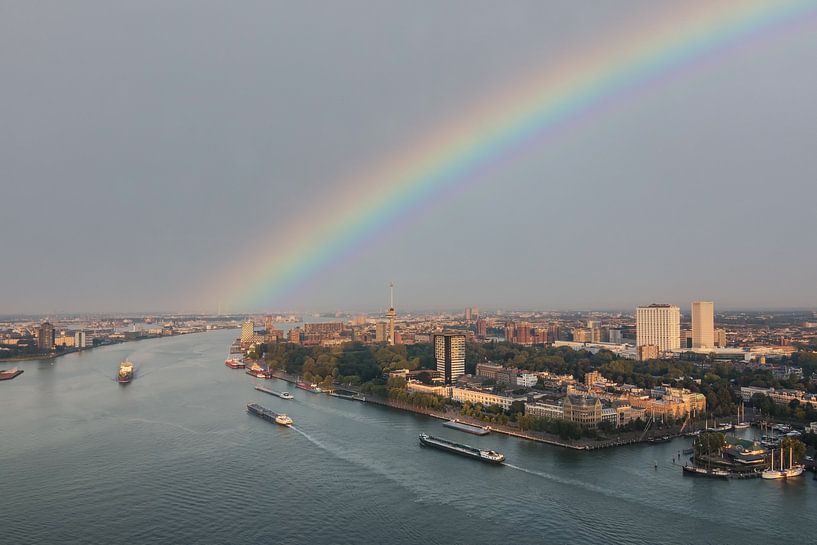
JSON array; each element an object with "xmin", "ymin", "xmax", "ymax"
[{"xmin": 212, "ymin": 0, "xmax": 816, "ymax": 310}]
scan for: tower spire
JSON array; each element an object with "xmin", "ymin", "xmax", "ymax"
[{"xmin": 387, "ymin": 282, "xmax": 396, "ymax": 345}]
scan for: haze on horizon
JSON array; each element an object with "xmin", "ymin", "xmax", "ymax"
[{"xmin": 2, "ymin": 1, "xmax": 817, "ymax": 315}]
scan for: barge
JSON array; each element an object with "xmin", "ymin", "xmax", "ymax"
[
  {"xmin": 246, "ymin": 403, "xmax": 293, "ymax": 426},
  {"xmin": 255, "ymin": 385, "xmax": 294, "ymax": 399},
  {"xmin": 443, "ymin": 419, "xmax": 490, "ymax": 436},
  {"xmin": 0, "ymin": 367, "xmax": 23, "ymax": 381},
  {"xmin": 419, "ymin": 433, "xmax": 504, "ymax": 464}
]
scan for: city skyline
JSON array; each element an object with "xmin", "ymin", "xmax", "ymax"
[{"xmin": 3, "ymin": 1, "xmax": 817, "ymax": 314}]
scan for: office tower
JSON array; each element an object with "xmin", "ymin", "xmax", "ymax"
[
  {"xmin": 636, "ymin": 304, "xmax": 680, "ymax": 352},
  {"xmin": 375, "ymin": 322, "xmax": 388, "ymax": 343},
  {"xmin": 37, "ymin": 322, "xmax": 54, "ymax": 351},
  {"xmin": 434, "ymin": 332, "xmax": 465, "ymax": 385},
  {"xmin": 607, "ymin": 329, "xmax": 623, "ymax": 344},
  {"xmin": 691, "ymin": 301, "xmax": 715, "ymax": 349},
  {"xmin": 386, "ymin": 283, "xmax": 396, "ymax": 346},
  {"xmin": 240, "ymin": 320, "xmax": 254, "ymax": 343}
]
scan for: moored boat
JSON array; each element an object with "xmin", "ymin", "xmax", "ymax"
[
  {"xmin": 296, "ymin": 381, "xmax": 322, "ymax": 393},
  {"xmin": 419, "ymin": 433, "xmax": 504, "ymax": 464},
  {"xmin": 225, "ymin": 358, "xmax": 245, "ymax": 369},
  {"xmin": 0, "ymin": 367, "xmax": 24, "ymax": 381},
  {"xmin": 255, "ymin": 385, "xmax": 294, "ymax": 399},
  {"xmin": 682, "ymin": 465, "xmax": 729, "ymax": 479}
]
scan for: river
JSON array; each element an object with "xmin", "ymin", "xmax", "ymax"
[{"xmin": 1, "ymin": 330, "xmax": 813, "ymax": 544}]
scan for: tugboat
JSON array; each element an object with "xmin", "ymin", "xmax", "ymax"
[
  {"xmin": 419, "ymin": 433, "xmax": 504, "ymax": 464},
  {"xmin": 118, "ymin": 360, "xmax": 134, "ymax": 384}
]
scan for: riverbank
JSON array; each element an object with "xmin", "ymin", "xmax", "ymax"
[{"xmin": 262, "ymin": 369, "xmax": 688, "ymax": 451}]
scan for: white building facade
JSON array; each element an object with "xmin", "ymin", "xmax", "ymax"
[{"xmin": 636, "ymin": 304, "xmax": 680, "ymax": 353}]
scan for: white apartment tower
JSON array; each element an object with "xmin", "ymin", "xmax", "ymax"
[
  {"xmin": 636, "ymin": 304, "xmax": 680, "ymax": 353},
  {"xmin": 434, "ymin": 332, "xmax": 466, "ymax": 385},
  {"xmin": 691, "ymin": 301, "xmax": 715, "ymax": 349}
]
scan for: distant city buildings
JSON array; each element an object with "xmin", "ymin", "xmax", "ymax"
[
  {"xmin": 636, "ymin": 304, "xmax": 680, "ymax": 353},
  {"xmin": 435, "ymin": 332, "xmax": 465, "ymax": 385}
]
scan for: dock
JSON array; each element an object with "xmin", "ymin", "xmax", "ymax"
[{"xmin": 443, "ymin": 420, "xmax": 490, "ymax": 436}]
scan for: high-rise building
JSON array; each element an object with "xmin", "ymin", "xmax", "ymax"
[
  {"xmin": 264, "ymin": 315, "xmax": 275, "ymax": 334},
  {"xmin": 504, "ymin": 322, "xmax": 515, "ymax": 343},
  {"xmin": 714, "ymin": 328, "xmax": 727, "ymax": 348},
  {"xmin": 74, "ymin": 330, "xmax": 88, "ymax": 349},
  {"xmin": 288, "ymin": 327, "xmax": 302, "ymax": 344},
  {"xmin": 516, "ymin": 322, "xmax": 531, "ymax": 344},
  {"xmin": 607, "ymin": 329, "xmax": 623, "ymax": 344},
  {"xmin": 386, "ymin": 283, "xmax": 396, "ymax": 346},
  {"xmin": 475, "ymin": 319, "xmax": 488, "ymax": 338},
  {"xmin": 375, "ymin": 322, "xmax": 388, "ymax": 343},
  {"xmin": 636, "ymin": 304, "xmax": 680, "ymax": 353},
  {"xmin": 434, "ymin": 332, "xmax": 465, "ymax": 385},
  {"xmin": 240, "ymin": 320, "xmax": 254, "ymax": 343},
  {"xmin": 465, "ymin": 307, "xmax": 479, "ymax": 322},
  {"xmin": 572, "ymin": 328, "xmax": 592, "ymax": 343},
  {"xmin": 691, "ymin": 301, "xmax": 715, "ymax": 349},
  {"xmin": 37, "ymin": 322, "xmax": 54, "ymax": 351}
]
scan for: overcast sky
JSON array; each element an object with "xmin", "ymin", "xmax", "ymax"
[{"xmin": 2, "ymin": 1, "xmax": 816, "ymax": 314}]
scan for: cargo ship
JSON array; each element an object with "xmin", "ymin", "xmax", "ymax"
[
  {"xmin": 418, "ymin": 433, "xmax": 504, "ymax": 464},
  {"xmin": 118, "ymin": 360, "xmax": 134, "ymax": 384},
  {"xmin": 255, "ymin": 385, "xmax": 294, "ymax": 399},
  {"xmin": 225, "ymin": 358, "xmax": 245, "ymax": 369},
  {"xmin": 246, "ymin": 403, "xmax": 293, "ymax": 426},
  {"xmin": 0, "ymin": 367, "xmax": 23, "ymax": 381}
]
